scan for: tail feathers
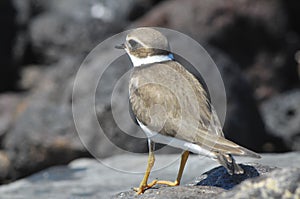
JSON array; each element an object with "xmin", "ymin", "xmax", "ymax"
[
  {"xmin": 210, "ymin": 137, "xmax": 261, "ymax": 159},
  {"xmin": 215, "ymin": 153, "xmax": 244, "ymax": 175}
]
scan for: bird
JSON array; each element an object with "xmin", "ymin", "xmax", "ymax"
[{"xmin": 115, "ymin": 27, "xmax": 261, "ymax": 194}]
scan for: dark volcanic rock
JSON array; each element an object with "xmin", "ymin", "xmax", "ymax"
[
  {"xmin": 195, "ymin": 164, "xmax": 270, "ymax": 190},
  {"xmin": 0, "ymin": 0, "xmax": 18, "ymax": 91},
  {"xmin": 261, "ymin": 89, "xmax": 300, "ymax": 151},
  {"xmin": 0, "ymin": 0, "xmax": 31, "ymax": 91}
]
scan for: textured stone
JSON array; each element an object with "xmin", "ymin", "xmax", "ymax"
[
  {"xmin": 28, "ymin": 0, "xmax": 142, "ymax": 63},
  {"xmin": 3, "ymin": 57, "xmax": 88, "ymax": 182},
  {"xmin": 0, "ymin": 93, "xmax": 22, "ymax": 139},
  {"xmin": 261, "ymin": 89, "xmax": 300, "ymax": 151},
  {"xmin": 113, "ymin": 186, "xmax": 223, "ymax": 199},
  {"xmin": 0, "ymin": 153, "xmax": 298, "ymax": 199},
  {"xmin": 219, "ymin": 168, "xmax": 300, "ymax": 199},
  {"xmin": 194, "ymin": 164, "xmax": 273, "ymax": 190}
]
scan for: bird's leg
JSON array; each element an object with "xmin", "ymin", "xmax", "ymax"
[
  {"xmin": 156, "ymin": 150, "xmax": 189, "ymax": 186},
  {"xmin": 133, "ymin": 140, "xmax": 158, "ymax": 194}
]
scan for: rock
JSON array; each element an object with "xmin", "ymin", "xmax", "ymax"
[
  {"xmin": 0, "ymin": 93, "xmax": 23, "ymax": 139},
  {"xmin": 0, "ymin": 0, "xmax": 32, "ymax": 91},
  {"xmin": 0, "ymin": 151, "xmax": 10, "ymax": 180},
  {"xmin": 261, "ymin": 89, "xmax": 300, "ymax": 151},
  {"xmin": 28, "ymin": 0, "xmax": 147, "ymax": 63},
  {"xmin": 0, "ymin": 153, "xmax": 297, "ymax": 198},
  {"xmin": 282, "ymin": 0, "xmax": 300, "ymax": 35},
  {"xmin": 30, "ymin": 0, "xmax": 136, "ymax": 21},
  {"xmin": 113, "ymin": 186, "xmax": 224, "ymax": 199},
  {"xmin": 132, "ymin": 0, "xmax": 299, "ymax": 101},
  {"xmin": 133, "ymin": 0, "xmax": 287, "ymax": 48},
  {"xmin": 71, "ymin": 42, "xmax": 150, "ymax": 157},
  {"xmin": 114, "ymin": 164, "xmax": 278, "ymax": 199},
  {"xmin": 194, "ymin": 164, "xmax": 274, "ymax": 190},
  {"xmin": 0, "ymin": 0, "xmax": 19, "ymax": 91},
  {"xmin": 207, "ymin": 48, "xmax": 287, "ymax": 152},
  {"xmin": 3, "ymin": 57, "xmax": 88, "ymax": 181},
  {"xmin": 29, "ymin": 12, "xmax": 124, "ymax": 64},
  {"xmin": 219, "ymin": 167, "xmax": 300, "ymax": 199}
]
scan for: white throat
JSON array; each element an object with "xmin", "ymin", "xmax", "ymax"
[{"xmin": 128, "ymin": 54, "xmax": 173, "ymax": 67}]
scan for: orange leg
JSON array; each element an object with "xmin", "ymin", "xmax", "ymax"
[
  {"xmin": 133, "ymin": 140, "xmax": 158, "ymax": 194},
  {"xmin": 156, "ymin": 150, "xmax": 189, "ymax": 186}
]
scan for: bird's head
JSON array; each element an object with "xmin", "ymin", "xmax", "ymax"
[{"xmin": 116, "ymin": 28, "xmax": 173, "ymax": 67}]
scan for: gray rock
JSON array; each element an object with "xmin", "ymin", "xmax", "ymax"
[
  {"xmin": 0, "ymin": 93, "xmax": 22, "ymax": 139},
  {"xmin": 113, "ymin": 186, "xmax": 224, "ymax": 199},
  {"xmin": 114, "ymin": 163, "xmax": 278, "ymax": 199},
  {"xmin": 0, "ymin": 152, "xmax": 299, "ymax": 199},
  {"xmin": 261, "ymin": 89, "xmax": 300, "ymax": 151},
  {"xmin": 29, "ymin": 12, "xmax": 124, "ymax": 63},
  {"xmin": 3, "ymin": 57, "xmax": 88, "ymax": 181},
  {"xmin": 30, "ymin": 0, "xmax": 136, "ymax": 22},
  {"xmin": 219, "ymin": 167, "xmax": 300, "ymax": 199},
  {"xmin": 0, "ymin": 151, "xmax": 10, "ymax": 180},
  {"xmin": 28, "ymin": 0, "xmax": 143, "ymax": 63}
]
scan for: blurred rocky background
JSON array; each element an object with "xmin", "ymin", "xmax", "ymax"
[{"xmin": 0, "ymin": 0, "xmax": 299, "ymax": 198}]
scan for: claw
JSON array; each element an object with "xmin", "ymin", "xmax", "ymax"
[{"xmin": 133, "ymin": 180, "xmax": 158, "ymax": 194}]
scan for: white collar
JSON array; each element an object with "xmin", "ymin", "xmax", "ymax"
[{"xmin": 128, "ymin": 54, "xmax": 174, "ymax": 67}]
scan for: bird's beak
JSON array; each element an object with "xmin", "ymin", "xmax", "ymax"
[{"xmin": 115, "ymin": 43, "xmax": 126, "ymax": 49}]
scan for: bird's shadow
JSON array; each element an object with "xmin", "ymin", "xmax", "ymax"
[{"xmin": 196, "ymin": 164, "xmax": 259, "ymax": 190}]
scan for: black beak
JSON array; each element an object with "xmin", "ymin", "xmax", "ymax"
[{"xmin": 115, "ymin": 43, "xmax": 125, "ymax": 49}]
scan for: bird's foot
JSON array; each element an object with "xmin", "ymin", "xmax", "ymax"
[
  {"xmin": 156, "ymin": 180, "xmax": 180, "ymax": 186},
  {"xmin": 133, "ymin": 180, "xmax": 158, "ymax": 195}
]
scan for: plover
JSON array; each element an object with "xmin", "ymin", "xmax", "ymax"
[{"xmin": 116, "ymin": 27, "xmax": 261, "ymax": 194}]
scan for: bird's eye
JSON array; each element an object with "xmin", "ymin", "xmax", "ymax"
[{"xmin": 128, "ymin": 39, "xmax": 139, "ymax": 48}]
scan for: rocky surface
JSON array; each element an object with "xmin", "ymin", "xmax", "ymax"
[
  {"xmin": 219, "ymin": 167, "xmax": 300, "ymax": 199},
  {"xmin": 261, "ymin": 89, "xmax": 300, "ymax": 151},
  {"xmin": 0, "ymin": 93, "xmax": 22, "ymax": 139},
  {"xmin": 0, "ymin": 0, "xmax": 299, "ymax": 191},
  {"xmin": 0, "ymin": 152, "xmax": 298, "ymax": 199}
]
